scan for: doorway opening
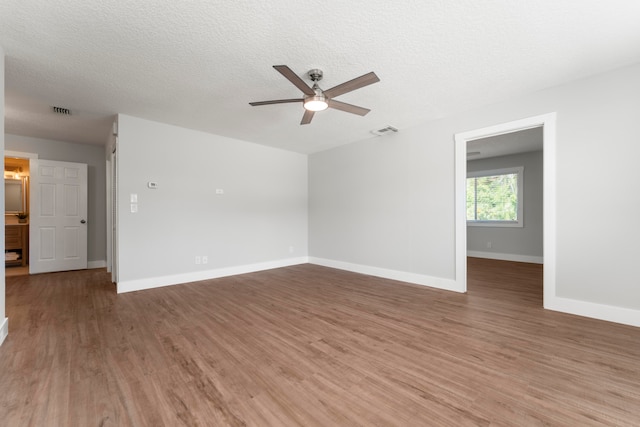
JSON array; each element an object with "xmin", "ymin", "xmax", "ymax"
[
  {"xmin": 465, "ymin": 127, "xmax": 544, "ymax": 303},
  {"xmin": 4, "ymin": 151, "xmax": 38, "ymax": 277},
  {"xmin": 454, "ymin": 113, "xmax": 557, "ymax": 308}
]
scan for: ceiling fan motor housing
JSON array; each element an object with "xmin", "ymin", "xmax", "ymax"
[
  {"xmin": 304, "ymin": 70, "xmax": 328, "ymax": 111},
  {"xmin": 308, "ymin": 69, "xmax": 323, "ymax": 82}
]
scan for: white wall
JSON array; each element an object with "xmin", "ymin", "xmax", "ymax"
[
  {"xmin": 0, "ymin": 46, "xmax": 7, "ymax": 345},
  {"xmin": 4, "ymin": 134, "xmax": 107, "ymax": 266},
  {"xmin": 309, "ymin": 120, "xmax": 460, "ymax": 291},
  {"xmin": 467, "ymin": 151, "xmax": 543, "ymax": 263},
  {"xmin": 116, "ymin": 114, "xmax": 308, "ymax": 292},
  {"xmin": 309, "ymin": 62, "xmax": 640, "ymax": 324}
]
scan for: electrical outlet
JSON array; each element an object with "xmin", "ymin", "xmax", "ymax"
[
  {"xmin": 487, "ymin": 241, "xmax": 492, "ymax": 249},
  {"xmin": 202, "ymin": 256, "xmax": 208, "ymax": 264},
  {"xmin": 195, "ymin": 256, "xmax": 201, "ymax": 265}
]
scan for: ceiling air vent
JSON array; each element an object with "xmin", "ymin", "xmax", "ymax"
[
  {"xmin": 51, "ymin": 106, "xmax": 72, "ymax": 115},
  {"xmin": 371, "ymin": 125, "xmax": 398, "ymax": 136}
]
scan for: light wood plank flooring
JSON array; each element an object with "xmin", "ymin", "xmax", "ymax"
[
  {"xmin": 1, "ymin": 259, "xmax": 639, "ymax": 426},
  {"xmin": 5, "ymin": 265, "xmax": 29, "ymax": 277}
]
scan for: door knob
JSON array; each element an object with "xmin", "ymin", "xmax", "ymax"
[{"xmin": 81, "ymin": 219, "xmax": 87, "ymax": 224}]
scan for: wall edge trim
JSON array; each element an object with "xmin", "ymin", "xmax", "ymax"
[
  {"xmin": 309, "ymin": 257, "xmax": 463, "ymax": 293},
  {"xmin": 467, "ymin": 251, "xmax": 543, "ymax": 264},
  {"xmin": 88, "ymin": 260, "xmax": 107, "ymax": 269},
  {"xmin": 545, "ymin": 296, "xmax": 640, "ymax": 328},
  {"xmin": 0, "ymin": 318, "xmax": 8, "ymax": 347},
  {"xmin": 117, "ymin": 257, "xmax": 309, "ymax": 293}
]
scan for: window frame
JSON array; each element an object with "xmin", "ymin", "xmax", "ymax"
[{"xmin": 466, "ymin": 166, "xmax": 524, "ymax": 228}]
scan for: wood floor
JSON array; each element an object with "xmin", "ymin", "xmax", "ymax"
[
  {"xmin": 5, "ymin": 265, "xmax": 29, "ymax": 277},
  {"xmin": 1, "ymin": 259, "xmax": 639, "ymax": 426}
]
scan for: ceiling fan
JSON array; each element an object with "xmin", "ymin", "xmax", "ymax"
[{"xmin": 249, "ymin": 65, "xmax": 380, "ymax": 125}]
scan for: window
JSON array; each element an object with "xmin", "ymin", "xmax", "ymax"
[{"xmin": 467, "ymin": 166, "xmax": 523, "ymax": 227}]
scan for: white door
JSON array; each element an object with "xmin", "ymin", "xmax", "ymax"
[{"xmin": 30, "ymin": 159, "xmax": 88, "ymax": 274}]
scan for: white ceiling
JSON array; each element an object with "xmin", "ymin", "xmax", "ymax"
[
  {"xmin": 468, "ymin": 126, "xmax": 543, "ymax": 160},
  {"xmin": 2, "ymin": 1, "xmax": 640, "ymax": 154}
]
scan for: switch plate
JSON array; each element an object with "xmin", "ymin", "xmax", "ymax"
[
  {"xmin": 195, "ymin": 256, "xmax": 201, "ymax": 265},
  {"xmin": 202, "ymin": 256, "xmax": 208, "ymax": 264},
  {"xmin": 130, "ymin": 203, "xmax": 138, "ymax": 213},
  {"xmin": 130, "ymin": 193, "xmax": 138, "ymax": 203},
  {"xmin": 215, "ymin": 189, "xmax": 224, "ymax": 195}
]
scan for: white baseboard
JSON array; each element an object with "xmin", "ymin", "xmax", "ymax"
[
  {"xmin": 114, "ymin": 255, "xmax": 638, "ymax": 328},
  {"xmin": 0, "ymin": 317, "xmax": 8, "ymax": 347},
  {"xmin": 88, "ymin": 260, "xmax": 107, "ymax": 269},
  {"xmin": 309, "ymin": 257, "xmax": 463, "ymax": 293},
  {"xmin": 467, "ymin": 250, "xmax": 543, "ymax": 264},
  {"xmin": 117, "ymin": 257, "xmax": 309, "ymax": 294},
  {"xmin": 470, "ymin": 252, "xmax": 638, "ymax": 327},
  {"xmin": 545, "ymin": 295, "xmax": 640, "ymax": 328}
]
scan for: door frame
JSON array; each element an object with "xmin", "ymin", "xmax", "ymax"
[
  {"xmin": 106, "ymin": 143, "xmax": 118, "ymax": 283},
  {"xmin": 453, "ymin": 113, "xmax": 557, "ymax": 307}
]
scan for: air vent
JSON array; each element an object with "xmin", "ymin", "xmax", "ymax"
[
  {"xmin": 371, "ymin": 125, "xmax": 398, "ymax": 136},
  {"xmin": 51, "ymin": 106, "xmax": 72, "ymax": 115}
]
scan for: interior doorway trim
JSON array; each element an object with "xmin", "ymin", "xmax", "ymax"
[{"xmin": 454, "ymin": 113, "xmax": 556, "ymax": 305}]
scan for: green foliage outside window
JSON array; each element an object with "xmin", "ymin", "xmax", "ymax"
[{"xmin": 467, "ymin": 172, "xmax": 518, "ymax": 221}]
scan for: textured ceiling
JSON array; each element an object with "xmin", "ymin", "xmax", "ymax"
[{"xmin": 2, "ymin": 1, "xmax": 640, "ymax": 154}]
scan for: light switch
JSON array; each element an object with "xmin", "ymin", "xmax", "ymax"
[
  {"xmin": 130, "ymin": 193, "xmax": 138, "ymax": 203},
  {"xmin": 130, "ymin": 203, "xmax": 138, "ymax": 213}
]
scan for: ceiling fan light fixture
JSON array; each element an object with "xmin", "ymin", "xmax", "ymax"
[
  {"xmin": 250, "ymin": 65, "xmax": 379, "ymax": 124},
  {"xmin": 303, "ymin": 95, "xmax": 328, "ymax": 112}
]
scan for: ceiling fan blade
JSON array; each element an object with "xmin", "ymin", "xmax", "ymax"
[
  {"xmin": 300, "ymin": 109, "xmax": 315, "ymax": 125},
  {"xmin": 273, "ymin": 65, "xmax": 316, "ymax": 96},
  {"xmin": 323, "ymin": 72, "xmax": 380, "ymax": 99},
  {"xmin": 327, "ymin": 99, "xmax": 371, "ymax": 116},
  {"xmin": 249, "ymin": 98, "xmax": 303, "ymax": 106}
]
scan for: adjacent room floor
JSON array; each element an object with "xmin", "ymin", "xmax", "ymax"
[
  {"xmin": 5, "ymin": 265, "xmax": 28, "ymax": 277},
  {"xmin": 1, "ymin": 259, "xmax": 638, "ymax": 426}
]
